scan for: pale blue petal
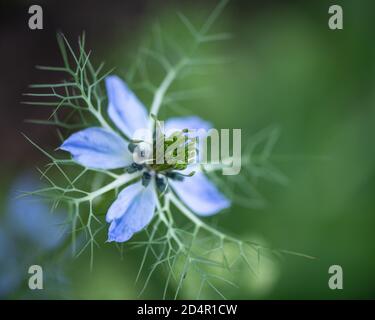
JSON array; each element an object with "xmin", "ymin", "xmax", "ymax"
[
  {"xmin": 60, "ymin": 127, "xmax": 132, "ymax": 169},
  {"xmin": 106, "ymin": 75, "xmax": 148, "ymax": 138},
  {"xmin": 7, "ymin": 174, "xmax": 67, "ymax": 251},
  {"xmin": 107, "ymin": 182, "xmax": 156, "ymax": 242},
  {"xmin": 106, "ymin": 182, "xmax": 143, "ymax": 223},
  {"xmin": 0, "ymin": 228, "xmax": 12, "ymax": 261},
  {"xmin": 170, "ymin": 171, "xmax": 230, "ymax": 216},
  {"xmin": 164, "ymin": 116, "xmax": 212, "ymax": 139},
  {"xmin": 0, "ymin": 228, "xmax": 21, "ymax": 298}
]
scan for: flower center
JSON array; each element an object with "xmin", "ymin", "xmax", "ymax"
[{"xmin": 125, "ymin": 130, "xmax": 197, "ymax": 192}]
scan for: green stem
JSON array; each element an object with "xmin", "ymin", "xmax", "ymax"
[
  {"xmin": 149, "ymin": 60, "xmax": 188, "ymax": 130},
  {"xmin": 77, "ymin": 172, "xmax": 140, "ymax": 203},
  {"xmin": 168, "ymin": 193, "xmax": 240, "ymax": 244},
  {"xmin": 155, "ymin": 193, "xmax": 184, "ymax": 249}
]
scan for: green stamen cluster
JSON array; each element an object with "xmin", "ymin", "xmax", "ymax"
[{"xmin": 126, "ymin": 126, "xmax": 197, "ymax": 191}]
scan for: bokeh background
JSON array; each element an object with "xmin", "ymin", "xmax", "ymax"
[{"xmin": 1, "ymin": 0, "xmax": 375, "ymax": 299}]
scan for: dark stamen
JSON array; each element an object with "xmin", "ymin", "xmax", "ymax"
[
  {"xmin": 142, "ymin": 172, "xmax": 151, "ymax": 187},
  {"xmin": 128, "ymin": 143, "xmax": 137, "ymax": 153},
  {"xmin": 126, "ymin": 162, "xmax": 144, "ymax": 173},
  {"xmin": 166, "ymin": 171, "xmax": 184, "ymax": 182},
  {"xmin": 156, "ymin": 175, "xmax": 167, "ymax": 192}
]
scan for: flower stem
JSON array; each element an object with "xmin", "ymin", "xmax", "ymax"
[
  {"xmin": 77, "ymin": 172, "xmax": 140, "ymax": 202},
  {"xmin": 149, "ymin": 59, "xmax": 188, "ymax": 130},
  {"xmin": 168, "ymin": 192, "xmax": 240, "ymax": 244}
]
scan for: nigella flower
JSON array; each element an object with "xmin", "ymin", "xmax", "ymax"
[
  {"xmin": 61, "ymin": 75, "xmax": 230, "ymax": 243},
  {"xmin": 0, "ymin": 174, "xmax": 68, "ymax": 298}
]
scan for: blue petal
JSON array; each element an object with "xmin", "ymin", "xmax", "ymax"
[
  {"xmin": 107, "ymin": 182, "xmax": 156, "ymax": 242},
  {"xmin": 7, "ymin": 174, "xmax": 67, "ymax": 251},
  {"xmin": 0, "ymin": 228, "xmax": 12, "ymax": 261},
  {"xmin": 60, "ymin": 127, "xmax": 132, "ymax": 169},
  {"xmin": 170, "ymin": 171, "xmax": 230, "ymax": 216},
  {"xmin": 0, "ymin": 228, "xmax": 21, "ymax": 298},
  {"xmin": 106, "ymin": 182, "xmax": 143, "ymax": 223},
  {"xmin": 164, "ymin": 116, "xmax": 212, "ymax": 139},
  {"xmin": 105, "ymin": 75, "xmax": 148, "ymax": 138}
]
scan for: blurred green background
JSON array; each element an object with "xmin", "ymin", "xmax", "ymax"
[{"xmin": 1, "ymin": 0, "xmax": 375, "ymax": 299}]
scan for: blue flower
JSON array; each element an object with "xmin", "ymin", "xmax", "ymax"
[
  {"xmin": 7, "ymin": 174, "xmax": 67, "ymax": 250},
  {"xmin": 0, "ymin": 174, "xmax": 68, "ymax": 298},
  {"xmin": 61, "ymin": 75, "xmax": 230, "ymax": 243}
]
